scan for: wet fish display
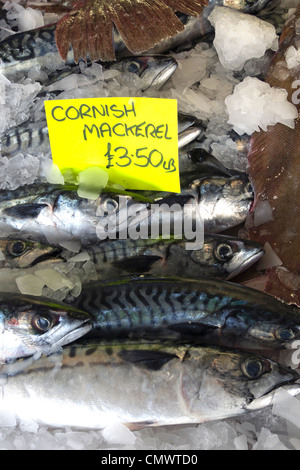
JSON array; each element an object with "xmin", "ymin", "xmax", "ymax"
[
  {"xmin": 74, "ymin": 277, "xmax": 300, "ymax": 351},
  {"xmin": 245, "ymin": 4, "xmax": 300, "ymax": 306},
  {"xmin": 0, "ymin": 339, "xmax": 297, "ymax": 430},
  {"xmin": 0, "ymin": 0, "xmax": 298, "ymax": 451},
  {"xmin": 0, "ymin": 25, "xmax": 178, "ymax": 87},
  {"xmin": 0, "ymin": 293, "xmax": 92, "ymax": 363}
]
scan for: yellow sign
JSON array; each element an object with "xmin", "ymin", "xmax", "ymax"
[{"xmin": 44, "ymin": 97, "xmax": 180, "ymax": 192}]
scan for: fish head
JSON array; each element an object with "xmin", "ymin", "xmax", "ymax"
[
  {"xmin": 219, "ymin": 302, "xmax": 300, "ymax": 351},
  {"xmin": 119, "ymin": 56, "xmax": 178, "ymax": 91},
  {"xmin": 180, "ymin": 346, "xmax": 299, "ymax": 420},
  {"xmin": 0, "ymin": 238, "xmax": 62, "ymax": 268},
  {"xmin": 0, "ymin": 296, "xmax": 92, "ymax": 363},
  {"xmin": 190, "ymin": 234, "xmax": 264, "ymax": 279},
  {"xmin": 198, "ymin": 174, "xmax": 254, "ymax": 232}
]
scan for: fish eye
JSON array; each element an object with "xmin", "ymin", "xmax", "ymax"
[
  {"xmin": 275, "ymin": 328, "xmax": 295, "ymax": 342},
  {"xmin": 31, "ymin": 314, "xmax": 53, "ymax": 334},
  {"xmin": 127, "ymin": 61, "xmax": 141, "ymax": 75},
  {"xmin": 7, "ymin": 240, "xmax": 27, "ymax": 257},
  {"xmin": 241, "ymin": 358, "xmax": 264, "ymax": 379},
  {"xmin": 245, "ymin": 182, "xmax": 253, "ymax": 194},
  {"xmin": 103, "ymin": 199, "xmax": 119, "ymax": 214},
  {"xmin": 214, "ymin": 243, "xmax": 233, "ymax": 261}
]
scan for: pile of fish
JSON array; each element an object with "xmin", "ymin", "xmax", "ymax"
[{"xmin": 0, "ymin": 0, "xmax": 299, "ymax": 447}]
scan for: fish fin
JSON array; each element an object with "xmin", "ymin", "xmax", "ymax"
[
  {"xmin": 3, "ymin": 203, "xmax": 48, "ymax": 219},
  {"xmin": 55, "ymin": 0, "xmax": 207, "ymax": 62},
  {"xmin": 118, "ymin": 348, "xmax": 176, "ymax": 371},
  {"xmin": 188, "ymin": 149, "xmax": 233, "ymax": 176},
  {"xmin": 111, "ymin": 256, "xmax": 162, "ymax": 273},
  {"xmin": 127, "ymin": 421, "xmax": 156, "ymax": 431}
]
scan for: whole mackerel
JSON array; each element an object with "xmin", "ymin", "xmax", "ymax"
[
  {"xmin": 0, "ymin": 167, "xmax": 253, "ymax": 243},
  {"xmin": 75, "ymin": 277, "xmax": 300, "ymax": 351},
  {"xmin": 0, "ymin": 339, "xmax": 297, "ymax": 430}
]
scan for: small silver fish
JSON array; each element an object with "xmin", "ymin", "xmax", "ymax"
[{"xmin": 0, "ymin": 339, "xmax": 297, "ymax": 429}]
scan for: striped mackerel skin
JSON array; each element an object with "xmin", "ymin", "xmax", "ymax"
[{"xmin": 75, "ymin": 277, "xmax": 300, "ymax": 348}]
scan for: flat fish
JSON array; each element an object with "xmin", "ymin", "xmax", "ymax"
[{"xmin": 245, "ymin": 5, "xmax": 300, "ymax": 305}]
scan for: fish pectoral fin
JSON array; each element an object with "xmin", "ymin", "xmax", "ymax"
[
  {"xmin": 118, "ymin": 349, "xmax": 177, "ymax": 371},
  {"xmin": 4, "ymin": 203, "xmax": 49, "ymax": 219},
  {"xmin": 111, "ymin": 256, "xmax": 162, "ymax": 273},
  {"xmin": 188, "ymin": 149, "xmax": 232, "ymax": 176}
]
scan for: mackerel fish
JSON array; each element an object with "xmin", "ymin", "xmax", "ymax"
[
  {"xmin": 0, "ymin": 292, "xmax": 92, "ymax": 363},
  {"xmin": 0, "ymin": 233, "xmax": 263, "ymax": 281},
  {"xmin": 0, "ymin": 339, "xmax": 298, "ymax": 430},
  {"xmin": 70, "ymin": 233, "xmax": 263, "ymax": 281},
  {"xmin": 0, "ymin": 168, "xmax": 253, "ymax": 243},
  {"xmin": 75, "ymin": 277, "xmax": 300, "ymax": 351},
  {"xmin": 0, "ymin": 183, "xmax": 152, "ymax": 244}
]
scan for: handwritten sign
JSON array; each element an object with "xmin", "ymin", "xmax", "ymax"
[{"xmin": 44, "ymin": 97, "xmax": 180, "ymax": 192}]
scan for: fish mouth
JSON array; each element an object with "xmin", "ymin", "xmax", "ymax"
[
  {"xmin": 38, "ymin": 319, "xmax": 93, "ymax": 353},
  {"xmin": 141, "ymin": 59, "xmax": 178, "ymax": 92},
  {"xmin": 30, "ymin": 246, "xmax": 64, "ymax": 267},
  {"xmin": 226, "ymin": 248, "xmax": 265, "ymax": 280},
  {"xmin": 246, "ymin": 382, "xmax": 300, "ymax": 411}
]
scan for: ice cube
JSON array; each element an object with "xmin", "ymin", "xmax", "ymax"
[
  {"xmin": 36, "ymin": 269, "xmax": 74, "ymax": 291},
  {"xmin": 225, "ymin": 77, "xmax": 298, "ymax": 135},
  {"xmin": 208, "ymin": 7, "xmax": 278, "ymax": 71},
  {"xmin": 77, "ymin": 167, "xmax": 109, "ymax": 200},
  {"xmin": 102, "ymin": 422, "xmax": 136, "ymax": 446},
  {"xmin": 15, "ymin": 273, "xmax": 45, "ymax": 296},
  {"xmin": 43, "ymin": 161, "xmax": 64, "ymax": 185}
]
